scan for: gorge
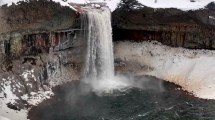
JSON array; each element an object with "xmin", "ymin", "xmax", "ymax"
[{"xmin": 1, "ymin": 0, "xmax": 215, "ymax": 120}]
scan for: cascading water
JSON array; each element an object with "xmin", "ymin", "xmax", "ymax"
[
  {"xmin": 80, "ymin": 7, "xmax": 130, "ymax": 93},
  {"xmin": 82, "ymin": 7, "xmax": 114, "ymax": 81}
]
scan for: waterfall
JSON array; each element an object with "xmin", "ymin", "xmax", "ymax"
[
  {"xmin": 82, "ymin": 7, "xmax": 114, "ymax": 82},
  {"xmin": 80, "ymin": 7, "xmax": 130, "ymax": 93}
]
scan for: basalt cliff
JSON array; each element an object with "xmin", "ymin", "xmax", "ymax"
[
  {"xmin": 0, "ymin": 0, "xmax": 215, "ymax": 114},
  {"xmin": 112, "ymin": 0, "xmax": 215, "ymax": 49}
]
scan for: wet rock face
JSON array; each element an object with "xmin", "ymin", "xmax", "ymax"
[
  {"xmin": 0, "ymin": 25, "xmax": 86, "ymax": 107},
  {"xmin": 0, "ymin": 0, "xmax": 85, "ymax": 110},
  {"xmin": 112, "ymin": 0, "xmax": 215, "ymax": 49}
]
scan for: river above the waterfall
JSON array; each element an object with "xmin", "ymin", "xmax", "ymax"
[{"xmin": 28, "ymin": 76, "xmax": 215, "ymax": 120}]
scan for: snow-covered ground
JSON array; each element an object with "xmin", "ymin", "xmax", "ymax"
[
  {"xmin": 0, "ymin": 50, "xmax": 80, "ymax": 120},
  {"xmin": 0, "ymin": 69, "xmax": 53, "ymax": 120},
  {"xmin": 0, "ymin": 100, "xmax": 27, "ymax": 120},
  {"xmin": 137, "ymin": 0, "xmax": 215, "ymax": 11},
  {"xmin": 0, "ymin": 0, "xmax": 215, "ymax": 11},
  {"xmin": 114, "ymin": 41, "xmax": 215, "ymax": 100},
  {"xmin": 0, "ymin": 116, "xmax": 10, "ymax": 120}
]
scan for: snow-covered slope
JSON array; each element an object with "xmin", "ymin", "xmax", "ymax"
[
  {"xmin": 137, "ymin": 0, "xmax": 215, "ymax": 11},
  {"xmin": 0, "ymin": 116, "xmax": 10, "ymax": 120},
  {"xmin": 1, "ymin": 0, "xmax": 215, "ymax": 11},
  {"xmin": 0, "ymin": 101, "xmax": 27, "ymax": 120},
  {"xmin": 115, "ymin": 41, "xmax": 215, "ymax": 100},
  {"xmin": 0, "ymin": 0, "xmax": 77, "ymax": 11}
]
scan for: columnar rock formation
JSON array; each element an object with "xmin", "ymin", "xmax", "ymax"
[{"xmin": 112, "ymin": 0, "xmax": 215, "ymax": 49}]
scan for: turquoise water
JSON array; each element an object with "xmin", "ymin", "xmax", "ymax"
[{"xmin": 28, "ymin": 76, "xmax": 215, "ymax": 120}]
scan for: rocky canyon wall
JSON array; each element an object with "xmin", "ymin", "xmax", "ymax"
[
  {"xmin": 1, "ymin": 0, "xmax": 215, "ymax": 111},
  {"xmin": 0, "ymin": 0, "xmax": 77, "ymax": 34},
  {"xmin": 112, "ymin": 1, "xmax": 215, "ymax": 49},
  {"xmin": 0, "ymin": 0, "xmax": 83, "ymax": 111}
]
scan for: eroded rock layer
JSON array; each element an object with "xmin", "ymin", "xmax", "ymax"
[
  {"xmin": 112, "ymin": 0, "xmax": 215, "ymax": 49},
  {"xmin": 0, "ymin": 0, "xmax": 82, "ymax": 111},
  {"xmin": 0, "ymin": 0, "xmax": 77, "ymax": 34}
]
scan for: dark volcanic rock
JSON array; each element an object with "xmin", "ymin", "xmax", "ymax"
[
  {"xmin": 0, "ymin": 0, "xmax": 83, "ymax": 110},
  {"xmin": 0, "ymin": 0, "xmax": 77, "ymax": 34},
  {"xmin": 112, "ymin": 0, "xmax": 215, "ymax": 49}
]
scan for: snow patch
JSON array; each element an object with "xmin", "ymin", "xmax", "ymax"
[
  {"xmin": 115, "ymin": 41, "xmax": 215, "ymax": 99},
  {"xmin": 0, "ymin": 69, "xmax": 53, "ymax": 120},
  {"xmin": 0, "ymin": 99, "xmax": 28, "ymax": 120},
  {"xmin": 3, "ymin": 85, "xmax": 18, "ymax": 103},
  {"xmin": 21, "ymin": 70, "xmax": 36, "ymax": 82},
  {"xmin": 0, "ymin": 77, "xmax": 18, "ymax": 104},
  {"xmin": 137, "ymin": 0, "xmax": 215, "ymax": 11},
  {"xmin": 0, "ymin": 0, "xmax": 77, "ymax": 11},
  {"xmin": 209, "ymin": 16, "xmax": 215, "ymax": 20},
  {"xmin": 2, "ymin": 0, "xmax": 214, "ymax": 11},
  {"xmin": 21, "ymin": 91, "xmax": 53, "ymax": 106},
  {"xmin": 0, "ymin": 116, "xmax": 10, "ymax": 120}
]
